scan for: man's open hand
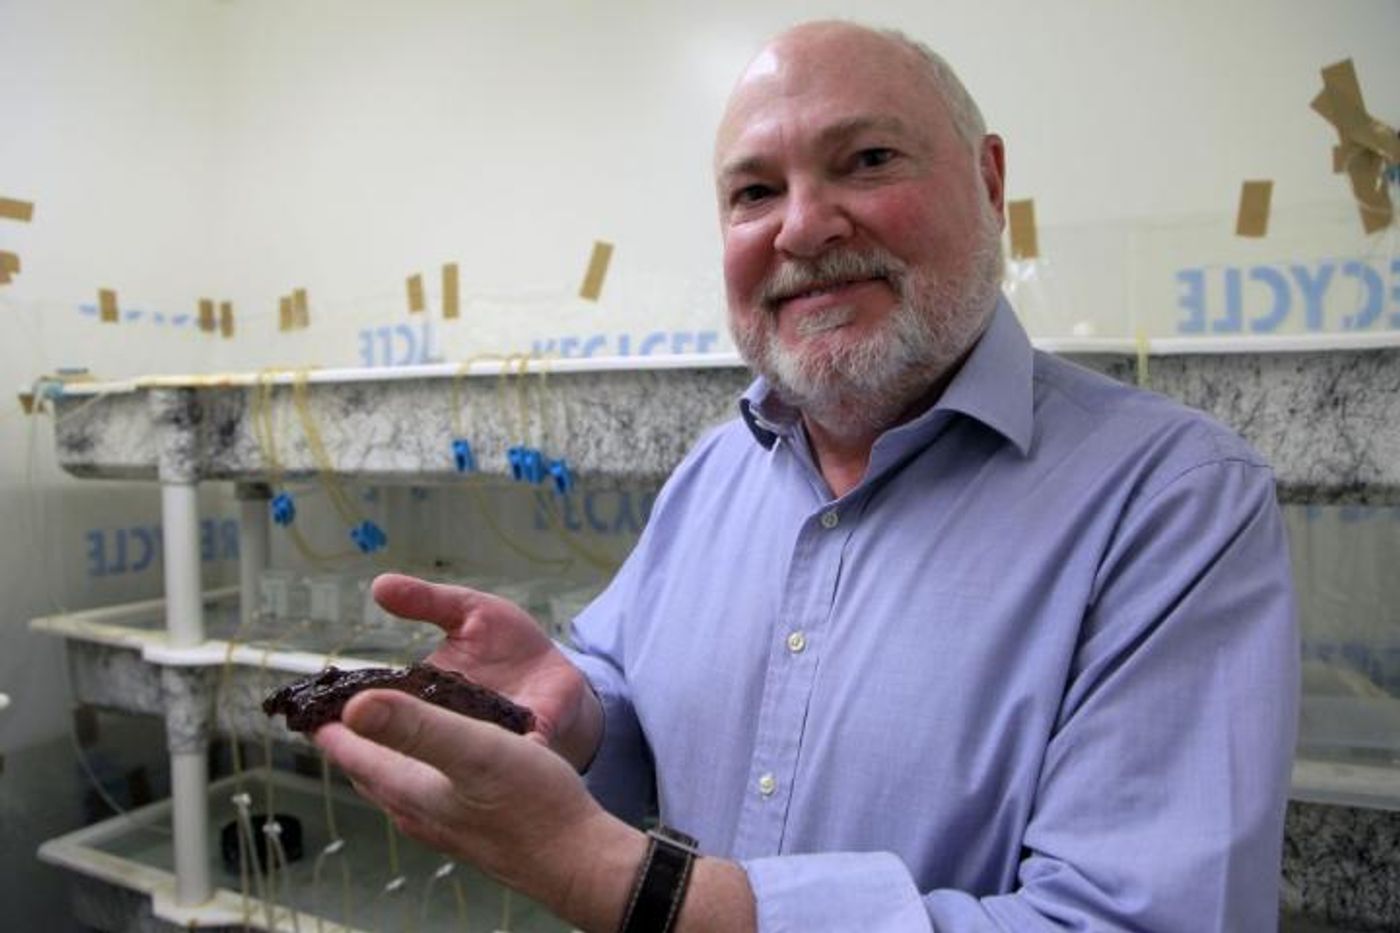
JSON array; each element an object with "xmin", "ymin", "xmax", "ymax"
[{"xmin": 371, "ymin": 572, "xmax": 602, "ymax": 769}]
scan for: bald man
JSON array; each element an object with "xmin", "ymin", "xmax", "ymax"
[{"xmin": 318, "ymin": 21, "xmax": 1297, "ymax": 932}]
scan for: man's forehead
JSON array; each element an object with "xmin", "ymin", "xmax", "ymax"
[{"xmin": 714, "ymin": 35, "xmax": 940, "ymax": 168}]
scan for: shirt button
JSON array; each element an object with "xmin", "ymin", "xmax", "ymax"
[
  {"xmin": 820, "ymin": 510, "xmax": 839, "ymax": 529},
  {"xmin": 786, "ymin": 631, "xmax": 806, "ymax": 654},
  {"xmin": 758, "ymin": 773, "xmax": 777, "ymax": 797}
]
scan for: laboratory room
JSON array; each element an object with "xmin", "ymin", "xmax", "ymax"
[{"xmin": 1, "ymin": 1, "xmax": 1398, "ymax": 931}]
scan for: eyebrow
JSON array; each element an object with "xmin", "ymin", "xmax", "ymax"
[{"xmin": 717, "ymin": 115, "xmax": 914, "ymax": 183}]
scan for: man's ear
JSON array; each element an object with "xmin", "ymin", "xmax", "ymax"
[{"xmin": 979, "ymin": 134, "xmax": 1007, "ymax": 227}]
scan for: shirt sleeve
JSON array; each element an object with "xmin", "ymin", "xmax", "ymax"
[
  {"xmin": 561, "ymin": 548, "xmax": 657, "ymax": 826},
  {"xmin": 561, "ymin": 642, "xmax": 654, "ymax": 827},
  {"xmin": 739, "ymin": 456, "xmax": 1299, "ymax": 932}
]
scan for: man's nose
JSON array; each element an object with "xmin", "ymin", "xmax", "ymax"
[{"xmin": 773, "ymin": 182, "xmax": 852, "ymax": 258}]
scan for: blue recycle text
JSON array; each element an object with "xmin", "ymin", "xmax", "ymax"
[
  {"xmin": 1176, "ymin": 257, "xmax": 1400, "ymax": 334},
  {"xmin": 85, "ymin": 518, "xmax": 239, "ymax": 577}
]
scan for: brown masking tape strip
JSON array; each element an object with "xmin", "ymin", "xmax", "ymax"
[
  {"xmin": 1314, "ymin": 62, "xmax": 1400, "ymax": 163},
  {"xmin": 0, "ymin": 197, "xmax": 35, "ymax": 222},
  {"xmin": 1007, "ymin": 199, "xmax": 1039, "ymax": 260},
  {"xmin": 220, "ymin": 301, "xmax": 234, "ymax": 338},
  {"xmin": 1321, "ymin": 99, "xmax": 1400, "ymax": 163},
  {"xmin": 279, "ymin": 295, "xmax": 292, "ymax": 331},
  {"xmin": 1311, "ymin": 65, "xmax": 1395, "ymax": 234},
  {"xmin": 1332, "ymin": 144, "xmax": 1350, "ymax": 174},
  {"xmin": 1320, "ymin": 60, "xmax": 1366, "ymax": 123},
  {"xmin": 1348, "ymin": 150, "xmax": 1388, "ymax": 197},
  {"xmin": 1235, "ymin": 180, "xmax": 1272, "ymax": 238},
  {"xmin": 442, "ymin": 263, "xmax": 460, "ymax": 319},
  {"xmin": 198, "ymin": 298, "xmax": 216, "ymax": 332},
  {"xmin": 1355, "ymin": 119, "xmax": 1400, "ymax": 164},
  {"xmin": 1347, "ymin": 155, "xmax": 1393, "ymax": 234},
  {"xmin": 293, "ymin": 288, "xmax": 309, "ymax": 328},
  {"xmin": 407, "ymin": 273, "xmax": 425, "ymax": 313},
  {"xmin": 0, "ymin": 251, "xmax": 19, "ymax": 273},
  {"xmin": 0, "ymin": 268, "xmax": 10, "ymax": 285},
  {"xmin": 99, "ymin": 288, "xmax": 119, "ymax": 323},
  {"xmin": 18, "ymin": 392, "xmax": 34, "ymax": 414},
  {"xmin": 579, "ymin": 240, "xmax": 613, "ymax": 301},
  {"xmin": 1371, "ymin": 120, "xmax": 1400, "ymax": 163},
  {"xmin": 1310, "ymin": 88, "xmax": 1346, "ymax": 137}
]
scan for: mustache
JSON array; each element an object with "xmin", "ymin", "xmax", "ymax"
[{"xmin": 757, "ymin": 249, "xmax": 906, "ymax": 309}]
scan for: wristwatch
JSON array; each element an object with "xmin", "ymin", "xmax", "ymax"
[{"xmin": 618, "ymin": 825, "xmax": 700, "ymax": 933}]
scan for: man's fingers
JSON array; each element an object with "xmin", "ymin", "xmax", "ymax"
[{"xmin": 340, "ymin": 688, "xmax": 516, "ymax": 782}]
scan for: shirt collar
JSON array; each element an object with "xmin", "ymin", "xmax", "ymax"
[{"xmin": 738, "ymin": 295, "xmax": 1034, "ymax": 457}]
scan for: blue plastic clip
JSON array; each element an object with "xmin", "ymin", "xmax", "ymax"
[
  {"xmin": 350, "ymin": 520, "xmax": 388, "ymax": 553},
  {"xmin": 270, "ymin": 493, "xmax": 296, "ymax": 526},
  {"xmin": 508, "ymin": 446, "xmax": 546, "ymax": 484},
  {"xmin": 523, "ymin": 448, "xmax": 546, "ymax": 484},
  {"xmin": 451, "ymin": 438, "xmax": 476, "ymax": 473},
  {"xmin": 547, "ymin": 458, "xmax": 574, "ymax": 495}
]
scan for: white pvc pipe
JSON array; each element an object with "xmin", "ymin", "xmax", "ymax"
[
  {"xmin": 170, "ymin": 750, "xmax": 212, "ymax": 906},
  {"xmin": 161, "ymin": 482, "xmax": 205, "ymax": 648},
  {"xmin": 238, "ymin": 493, "xmax": 270, "ymax": 629}
]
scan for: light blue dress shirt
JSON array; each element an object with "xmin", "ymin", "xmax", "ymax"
[{"xmin": 567, "ymin": 298, "xmax": 1299, "ymax": 932}]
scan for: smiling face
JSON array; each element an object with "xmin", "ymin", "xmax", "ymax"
[{"xmin": 715, "ymin": 24, "xmax": 1006, "ymax": 435}]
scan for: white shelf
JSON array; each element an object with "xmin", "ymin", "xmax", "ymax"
[
  {"xmin": 1289, "ymin": 758, "xmax": 1400, "ymax": 813},
  {"xmin": 31, "ymin": 593, "xmax": 424, "ymax": 676},
  {"xmin": 43, "ymin": 324, "xmax": 1400, "ymax": 399}
]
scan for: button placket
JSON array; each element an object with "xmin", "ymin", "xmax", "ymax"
[{"xmin": 734, "ymin": 500, "xmax": 848, "ymax": 855}]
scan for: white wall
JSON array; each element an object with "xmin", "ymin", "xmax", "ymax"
[
  {"xmin": 1, "ymin": 0, "xmax": 1398, "ymax": 751},
  {"xmin": 202, "ymin": 0, "xmax": 1400, "ymax": 361},
  {"xmin": 0, "ymin": 0, "xmax": 230, "ymax": 751}
]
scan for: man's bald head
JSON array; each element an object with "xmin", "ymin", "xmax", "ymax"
[
  {"xmin": 717, "ymin": 21, "xmax": 987, "ymax": 164},
  {"xmin": 869, "ymin": 26, "xmax": 987, "ymax": 151}
]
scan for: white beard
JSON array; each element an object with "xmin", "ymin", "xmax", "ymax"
[{"xmin": 731, "ymin": 202, "xmax": 1005, "ymax": 441}]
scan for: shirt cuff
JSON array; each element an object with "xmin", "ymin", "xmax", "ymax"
[
  {"xmin": 742, "ymin": 850, "xmax": 931, "ymax": 932},
  {"xmin": 560, "ymin": 647, "xmax": 653, "ymax": 826}
]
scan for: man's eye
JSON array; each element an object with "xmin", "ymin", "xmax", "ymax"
[
  {"xmin": 732, "ymin": 184, "xmax": 775, "ymax": 206},
  {"xmin": 854, "ymin": 148, "xmax": 896, "ymax": 169}
]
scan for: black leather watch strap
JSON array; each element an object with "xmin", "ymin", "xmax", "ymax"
[{"xmin": 618, "ymin": 826, "xmax": 699, "ymax": 933}]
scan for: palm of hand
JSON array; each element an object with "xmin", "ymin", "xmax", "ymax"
[{"xmin": 421, "ymin": 590, "xmax": 588, "ymax": 751}]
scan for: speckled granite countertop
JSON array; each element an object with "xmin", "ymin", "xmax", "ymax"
[{"xmin": 47, "ymin": 347, "xmax": 1400, "ymax": 503}]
